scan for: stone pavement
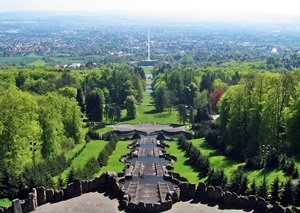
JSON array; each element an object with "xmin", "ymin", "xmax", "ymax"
[
  {"xmin": 34, "ymin": 192, "xmax": 257, "ymax": 213},
  {"xmin": 114, "ymin": 123, "xmax": 186, "ymax": 133}
]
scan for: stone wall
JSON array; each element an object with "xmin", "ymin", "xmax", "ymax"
[
  {"xmin": 2, "ymin": 171, "xmax": 298, "ymax": 213},
  {"xmin": 1, "ymin": 172, "xmax": 122, "ymax": 213}
]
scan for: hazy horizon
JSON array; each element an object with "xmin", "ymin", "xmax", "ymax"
[{"xmin": 1, "ymin": 0, "xmax": 300, "ymax": 22}]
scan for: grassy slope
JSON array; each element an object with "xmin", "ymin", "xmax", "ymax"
[
  {"xmin": 96, "ymin": 141, "xmax": 132, "ymax": 176},
  {"xmin": 122, "ymin": 92, "xmax": 179, "ymax": 124},
  {"xmin": 54, "ymin": 140, "xmax": 107, "ymax": 182},
  {"xmin": 165, "ymin": 141, "xmax": 201, "ymax": 184},
  {"xmin": 191, "ymin": 138, "xmax": 293, "ymax": 186}
]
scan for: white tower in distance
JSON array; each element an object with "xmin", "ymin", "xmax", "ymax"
[{"xmin": 147, "ymin": 30, "xmax": 151, "ymax": 61}]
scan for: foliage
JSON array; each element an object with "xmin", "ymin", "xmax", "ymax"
[{"xmin": 124, "ymin": 95, "xmax": 137, "ymax": 119}]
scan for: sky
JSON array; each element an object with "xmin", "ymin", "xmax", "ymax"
[{"xmin": 1, "ymin": 0, "xmax": 299, "ymax": 18}]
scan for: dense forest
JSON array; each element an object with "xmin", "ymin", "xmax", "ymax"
[{"xmin": 0, "ymin": 64, "xmax": 145, "ymax": 199}]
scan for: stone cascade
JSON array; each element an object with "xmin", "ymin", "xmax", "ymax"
[{"xmin": 120, "ymin": 137, "xmax": 176, "ymax": 212}]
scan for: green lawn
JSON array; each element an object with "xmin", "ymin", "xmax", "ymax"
[
  {"xmin": 122, "ymin": 92, "xmax": 179, "ymax": 124},
  {"xmin": 190, "ymin": 138, "xmax": 294, "ymax": 186},
  {"xmin": 96, "ymin": 141, "xmax": 132, "ymax": 176},
  {"xmin": 165, "ymin": 141, "xmax": 201, "ymax": 184},
  {"xmin": 0, "ymin": 198, "xmax": 11, "ymax": 207},
  {"xmin": 96, "ymin": 126, "xmax": 114, "ymax": 134},
  {"xmin": 54, "ymin": 140, "xmax": 108, "ymax": 182},
  {"xmin": 64, "ymin": 143, "xmax": 86, "ymax": 160},
  {"xmin": 142, "ymin": 66, "xmax": 153, "ymax": 75}
]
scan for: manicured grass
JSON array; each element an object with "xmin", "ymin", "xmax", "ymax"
[
  {"xmin": 95, "ymin": 126, "xmax": 114, "ymax": 134},
  {"xmin": 55, "ymin": 140, "xmax": 108, "ymax": 182},
  {"xmin": 122, "ymin": 92, "xmax": 179, "ymax": 124},
  {"xmin": 190, "ymin": 138, "xmax": 294, "ymax": 185},
  {"xmin": 165, "ymin": 141, "xmax": 201, "ymax": 184},
  {"xmin": 191, "ymin": 138, "xmax": 244, "ymax": 180},
  {"xmin": 0, "ymin": 198, "xmax": 11, "ymax": 207},
  {"xmin": 64, "ymin": 143, "xmax": 86, "ymax": 160},
  {"xmin": 96, "ymin": 141, "xmax": 132, "ymax": 176},
  {"xmin": 142, "ymin": 66, "xmax": 153, "ymax": 75}
]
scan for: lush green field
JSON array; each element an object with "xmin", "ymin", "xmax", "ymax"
[
  {"xmin": 165, "ymin": 141, "xmax": 201, "ymax": 184},
  {"xmin": 96, "ymin": 141, "xmax": 132, "ymax": 176},
  {"xmin": 55, "ymin": 140, "xmax": 108, "ymax": 182},
  {"xmin": 0, "ymin": 56, "xmax": 38, "ymax": 64},
  {"xmin": 0, "ymin": 198, "xmax": 11, "ymax": 207},
  {"xmin": 28, "ymin": 58, "xmax": 46, "ymax": 66},
  {"xmin": 122, "ymin": 92, "xmax": 179, "ymax": 124},
  {"xmin": 95, "ymin": 126, "xmax": 114, "ymax": 134},
  {"xmin": 142, "ymin": 66, "xmax": 153, "ymax": 75},
  {"xmin": 64, "ymin": 143, "xmax": 86, "ymax": 160},
  {"xmin": 190, "ymin": 138, "xmax": 295, "ymax": 186}
]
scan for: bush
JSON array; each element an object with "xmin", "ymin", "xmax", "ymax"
[{"xmin": 206, "ymin": 168, "xmax": 227, "ymax": 188}]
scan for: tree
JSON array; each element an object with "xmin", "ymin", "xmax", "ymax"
[
  {"xmin": 178, "ymin": 104, "xmax": 188, "ymax": 125},
  {"xmin": 270, "ymin": 177, "xmax": 280, "ymax": 203},
  {"xmin": 281, "ymin": 179, "xmax": 294, "ymax": 206},
  {"xmin": 86, "ymin": 90, "xmax": 104, "ymax": 122},
  {"xmin": 0, "ymin": 87, "xmax": 41, "ymax": 173},
  {"xmin": 125, "ymin": 95, "xmax": 137, "ymax": 119},
  {"xmin": 108, "ymin": 107, "xmax": 116, "ymax": 124},
  {"xmin": 258, "ymin": 177, "xmax": 268, "ymax": 199},
  {"xmin": 154, "ymin": 82, "xmax": 167, "ymax": 112},
  {"xmin": 76, "ymin": 88, "xmax": 85, "ymax": 113},
  {"xmin": 115, "ymin": 106, "xmax": 122, "ymax": 122},
  {"xmin": 209, "ymin": 87, "xmax": 225, "ymax": 114},
  {"xmin": 38, "ymin": 94, "xmax": 64, "ymax": 159}
]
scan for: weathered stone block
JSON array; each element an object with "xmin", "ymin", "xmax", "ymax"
[
  {"xmin": 196, "ymin": 182, "xmax": 206, "ymax": 199},
  {"xmin": 127, "ymin": 202, "xmax": 137, "ymax": 211},
  {"xmin": 88, "ymin": 177, "xmax": 100, "ymax": 191},
  {"xmin": 248, "ymin": 195, "xmax": 257, "ymax": 209},
  {"xmin": 81, "ymin": 180, "xmax": 89, "ymax": 193},
  {"xmin": 179, "ymin": 182, "xmax": 189, "ymax": 199},
  {"xmin": 28, "ymin": 192, "xmax": 37, "ymax": 211},
  {"xmin": 154, "ymin": 203, "xmax": 161, "ymax": 212},
  {"xmin": 46, "ymin": 189, "xmax": 54, "ymax": 203},
  {"xmin": 3, "ymin": 206, "xmax": 13, "ymax": 213},
  {"xmin": 145, "ymin": 203, "xmax": 154, "ymax": 212},
  {"xmin": 137, "ymin": 202, "xmax": 146, "ymax": 211},
  {"xmin": 37, "ymin": 186, "xmax": 46, "ymax": 206},
  {"xmin": 12, "ymin": 199, "xmax": 22, "ymax": 213},
  {"xmin": 256, "ymin": 197, "xmax": 266, "ymax": 211},
  {"xmin": 206, "ymin": 186, "xmax": 215, "ymax": 200},
  {"xmin": 214, "ymin": 186, "xmax": 223, "ymax": 202},
  {"xmin": 167, "ymin": 200, "xmax": 173, "ymax": 209},
  {"xmin": 54, "ymin": 190, "xmax": 64, "ymax": 202},
  {"xmin": 223, "ymin": 191, "xmax": 232, "ymax": 206},
  {"xmin": 187, "ymin": 183, "xmax": 196, "ymax": 199},
  {"xmin": 231, "ymin": 192, "xmax": 239, "ymax": 207},
  {"xmin": 271, "ymin": 204, "xmax": 285, "ymax": 213},
  {"xmin": 172, "ymin": 188, "xmax": 180, "ymax": 202},
  {"xmin": 161, "ymin": 201, "xmax": 168, "ymax": 211},
  {"xmin": 121, "ymin": 200, "xmax": 128, "ymax": 208},
  {"xmin": 21, "ymin": 200, "xmax": 29, "ymax": 213},
  {"xmin": 238, "ymin": 196, "xmax": 249, "ymax": 208}
]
